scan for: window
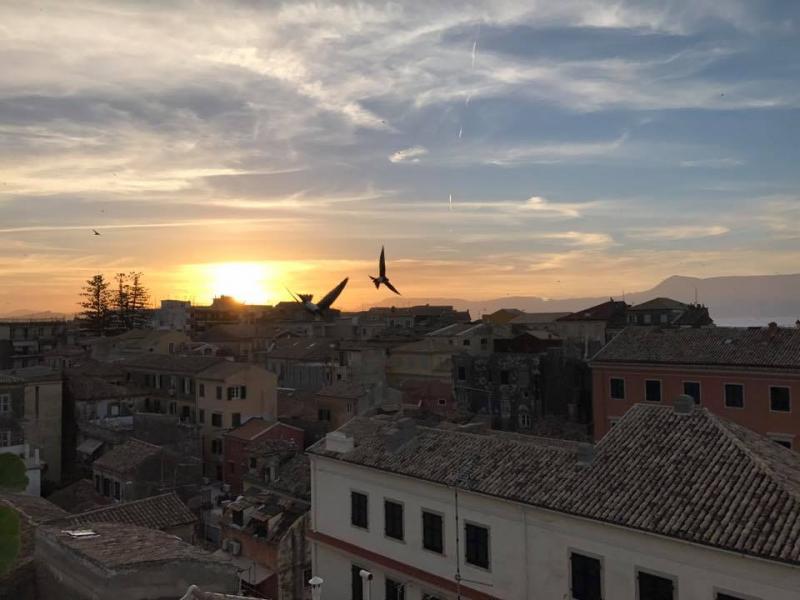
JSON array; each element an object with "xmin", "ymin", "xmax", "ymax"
[
  {"xmin": 637, "ymin": 571, "xmax": 674, "ymax": 600},
  {"xmin": 386, "ymin": 578, "xmax": 405, "ymax": 600},
  {"xmin": 199, "ymin": 409, "xmax": 205, "ymax": 424},
  {"xmin": 346, "ymin": 401, "xmax": 354, "ymax": 414},
  {"xmin": 199, "ymin": 383, "xmax": 205, "ymax": 397},
  {"xmin": 249, "ymin": 457, "xmax": 257, "ymax": 469},
  {"xmin": 465, "ymin": 523, "xmax": 489, "ymax": 569},
  {"xmin": 232, "ymin": 509, "xmax": 244, "ymax": 527},
  {"xmin": 211, "ymin": 438, "xmax": 223, "ymax": 455},
  {"xmin": 0, "ymin": 431, "xmax": 11, "ymax": 447},
  {"xmin": 351, "ymin": 492, "xmax": 368, "ymax": 529},
  {"xmin": 212, "ymin": 413, "xmax": 223, "ymax": 427},
  {"xmin": 457, "ymin": 366, "xmax": 466, "ymax": 381},
  {"xmin": 113, "ymin": 481, "xmax": 121, "ymax": 500},
  {"xmin": 232, "ymin": 413, "xmax": 241, "ymax": 427},
  {"xmin": 500, "ymin": 370, "xmax": 510, "ymax": 385},
  {"xmin": 570, "ymin": 552, "xmax": 602, "ymax": 600},
  {"xmin": 463, "ymin": 339, "xmax": 470, "ymax": 346},
  {"xmin": 384, "ymin": 499, "xmax": 404, "ymax": 540},
  {"xmin": 154, "ymin": 374, "xmax": 161, "ymax": 389},
  {"xmin": 725, "ymin": 384, "xmax": 744, "ymax": 408},
  {"xmin": 422, "ymin": 510, "xmax": 443, "ymax": 553},
  {"xmin": 0, "ymin": 394, "xmax": 10, "ymax": 414},
  {"xmin": 643, "ymin": 314, "xmax": 652, "ymax": 324},
  {"xmin": 645, "ymin": 380, "xmax": 661, "ymax": 402},
  {"xmin": 351, "ymin": 565, "xmax": 364, "ymax": 600},
  {"xmin": 519, "ymin": 409, "xmax": 531, "ymax": 429},
  {"xmin": 770, "ymin": 386, "xmax": 790, "ymax": 412},
  {"xmin": 102, "ymin": 477, "xmax": 110, "ymax": 497},
  {"xmin": 716, "ymin": 593, "xmax": 750, "ymax": 600},
  {"xmin": 318, "ymin": 408, "xmax": 331, "ymax": 421},
  {"xmin": 94, "ymin": 474, "xmax": 101, "ymax": 493},
  {"xmin": 683, "ymin": 381, "xmax": 701, "ymax": 404},
  {"xmin": 216, "ymin": 385, "xmax": 222, "ymax": 400},
  {"xmin": 168, "ymin": 342, "xmax": 175, "ymax": 353},
  {"xmin": 228, "ymin": 386, "xmax": 240, "ymax": 400},
  {"xmin": 609, "ymin": 378, "xmax": 625, "ymax": 400}
]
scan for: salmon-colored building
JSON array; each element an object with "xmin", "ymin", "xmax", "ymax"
[{"xmin": 591, "ymin": 324, "xmax": 800, "ymax": 449}]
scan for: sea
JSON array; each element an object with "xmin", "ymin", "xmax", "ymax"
[{"xmin": 716, "ymin": 316, "xmax": 799, "ymax": 327}]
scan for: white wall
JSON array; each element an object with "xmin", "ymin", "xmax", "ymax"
[{"xmin": 311, "ymin": 455, "xmax": 800, "ymax": 600}]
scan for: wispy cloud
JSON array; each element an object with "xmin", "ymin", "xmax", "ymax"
[
  {"xmin": 626, "ymin": 225, "xmax": 730, "ymax": 240},
  {"xmin": 389, "ymin": 146, "xmax": 429, "ymax": 163},
  {"xmin": 680, "ymin": 158, "xmax": 744, "ymax": 168}
]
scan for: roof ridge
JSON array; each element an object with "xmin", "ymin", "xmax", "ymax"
[
  {"xmin": 67, "ymin": 492, "xmax": 179, "ymax": 518},
  {"xmin": 707, "ymin": 410, "xmax": 800, "ymax": 504}
]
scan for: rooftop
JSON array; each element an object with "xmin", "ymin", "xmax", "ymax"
[
  {"xmin": 629, "ymin": 297, "xmax": 688, "ymax": 311},
  {"xmin": 391, "ymin": 338, "xmax": 456, "ymax": 354},
  {"xmin": 52, "ymin": 492, "xmax": 196, "ymax": 531},
  {"xmin": 592, "ymin": 325, "xmax": 800, "ymax": 368},
  {"xmin": 309, "ymin": 404, "xmax": 800, "ymax": 566},
  {"xmin": 315, "ymin": 381, "xmax": 369, "ymax": 400},
  {"xmin": 0, "ymin": 365, "xmax": 62, "ymax": 382},
  {"xmin": 92, "ymin": 438, "xmax": 162, "ymax": 475},
  {"xmin": 180, "ymin": 585, "xmax": 254, "ymax": 600},
  {"xmin": 557, "ymin": 299, "xmax": 628, "ymax": 322},
  {"xmin": 39, "ymin": 522, "xmax": 217, "ymax": 569},
  {"xmin": 0, "ymin": 492, "xmax": 69, "ymax": 524},
  {"xmin": 264, "ymin": 337, "xmax": 335, "ymax": 361},
  {"xmin": 119, "ymin": 353, "xmax": 224, "ymax": 374},
  {"xmin": 224, "ymin": 417, "xmax": 277, "ymax": 441},
  {"xmin": 509, "ymin": 311, "xmax": 571, "ymax": 324},
  {"xmin": 46, "ymin": 478, "xmax": 112, "ymax": 513}
]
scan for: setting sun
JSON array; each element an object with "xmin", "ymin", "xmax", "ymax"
[{"xmin": 186, "ymin": 262, "xmax": 280, "ymax": 305}]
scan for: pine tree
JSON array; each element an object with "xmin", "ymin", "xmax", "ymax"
[
  {"xmin": 79, "ymin": 274, "xmax": 111, "ymax": 335},
  {"xmin": 112, "ymin": 272, "xmax": 129, "ymax": 330},
  {"xmin": 125, "ymin": 271, "xmax": 151, "ymax": 329}
]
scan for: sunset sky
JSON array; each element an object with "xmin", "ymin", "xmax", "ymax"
[{"xmin": 1, "ymin": 1, "xmax": 799, "ymax": 313}]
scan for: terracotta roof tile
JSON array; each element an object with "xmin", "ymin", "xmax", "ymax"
[
  {"xmin": 92, "ymin": 438, "xmax": 161, "ymax": 475},
  {"xmin": 53, "ymin": 492, "xmax": 196, "ymax": 531}
]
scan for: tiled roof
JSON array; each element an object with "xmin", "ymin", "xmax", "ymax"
[
  {"xmin": 180, "ymin": 585, "xmax": 253, "ymax": 600},
  {"xmin": 92, "ymin": 438, "xmax": 161, "ymax": 475},
  {"xmin": 265, "ymin": 337, "xmax": 336, "ymax": 361},
  {"xmin": 195, "ymin": 323, "xmax": 280, "ymax": 342},
  {"xmin": 53, "ymin": 493, "xmax": 196, "ymax": 531},
  {"xmin": 315, "ymin": 381, "xmax": 369, "ymax": 401},
  {"xmin": 197, "ymin": 360, "xmax": 250, "ymax": 381},
  {"xmin": 39, "ymin": 522, "xmax": 218, "ymax": 569},
  {"xmin": 557, "ymin": 300, "xmax": 628, "ymax": 322},
  {"xmin": 119, "ymin": 354, "xmax": 223, "ymax": 374},
  {"xmin": 592, "ymin": 325, "xmax": 800, "ymax": 368},
  {"xmin": 46, "ymin": 479, "xmax": 111, "ymax": 513},
  {"xmin": 309, "ymin": 405, "xmax": 800, "ymax": 565},
  {"xmin": 0, "ymin": 492, "xmax": 69, "ymax": 523},
  {"xmin": 509, "ymin": 312, "xmax": 571, "ymax": 324},
  {"xmin": 629, "ymin": 297, "xmax": 688, "ymax": 311},
  {"xmin": 224, "ymin": 417, "xmax": 276, "ymax": 441},
  {"xmin": 0, "ymin": 366, "xmax": 62, "ymax": 382},
  {"xmin": 66, "ymin": 375, "xmax": 146, "ymax": 401},
  {"xmin": 391, "ymin": 338, "xmax": 455, "ymax": 354}
]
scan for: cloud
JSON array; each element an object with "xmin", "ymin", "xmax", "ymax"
[
  {"xmin": 520, "ymin": 196, "xmax": 585, "ymax": 218},
  {"xmin": 626, "ymin": 225, "xmax": 730, "ymax": 240},
  {"xmin": 680, "ymin": 158, "xmax": 744, "ymax": 168},
  {"xmin": 389, "ymin": 146, "xmax": 429, "ymax": 163}
]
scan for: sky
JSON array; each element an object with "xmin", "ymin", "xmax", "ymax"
[{"xmin": 1, "ymin": 0, "xmax": 800, "ymax": 313}]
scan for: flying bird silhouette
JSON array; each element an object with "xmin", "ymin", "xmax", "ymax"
[
  {"xmin": 287, "ymin": 278, "xmax": 349, "ymax": 316},
  {"xmin": 92, "ymin": 229, "xmax": 101, "ymax": 236},
  {"xmin": 369, "ymin": 246, "xmax": 400, "ymax": 295}
]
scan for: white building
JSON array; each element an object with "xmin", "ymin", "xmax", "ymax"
[{"xmin": 307, "ymin": 402, "xmax": 800, "ymax": 600}]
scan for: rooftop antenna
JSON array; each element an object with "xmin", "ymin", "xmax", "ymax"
[{"xmin": 694, "ymin": 286, "xmax": 698, "ymax": 305}]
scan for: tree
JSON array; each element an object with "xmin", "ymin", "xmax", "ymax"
[
  {"xmin": 126, "ymin": 271, "xmax": 151, "ymax": 329},
  {"xmin": 79, "ymin": 274, "xmax": 111, "ymax": 335},
  {"xmin": 112, "ymin": 272, "xmax": 129, "ymax": 330},
  {"xmin": 0, "ymin": 453, "xmax": 29, "ymax": 575}
]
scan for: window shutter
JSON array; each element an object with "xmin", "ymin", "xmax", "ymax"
[
  {"xmin": 227, "ymin": 387, "xmax": 234, "ymax": 400},
  {"xmin": 240, "ymin": 385, "xmax": 247, "ymax": 399}
]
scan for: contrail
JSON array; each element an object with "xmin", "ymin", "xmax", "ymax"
[
  {"xmin": 458, "ymin": 126, "xmax": 463, "ymax": 139},
  {"xmin": 471, "ymin": 41, "xmax": 477, "ymax": 69},
  {"xmin": 449, "ymin": 193, "xmax": 453, "ymax": 210}
]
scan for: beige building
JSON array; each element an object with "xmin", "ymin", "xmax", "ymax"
[
  {"xmin": 386, "ymin": 338, "xmax": 455, "ymax": 385},
  {"xmin": 196, "ymin": 361, "xmax": 277, "ymax": 480},
  {"xmin": 91, "ymin": 329, "xmax": 190, "ymax": 361}
]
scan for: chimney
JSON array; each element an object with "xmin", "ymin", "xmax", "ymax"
[
  {"xmin": 768, "ymin": 321, "xmax": 779, "ymax": 339},
  {"xmin": 673, "ymin": 394, "xmax": 695, "ymax": 415},
  {"xmin": 324, "ymin": 431, "xmax": 354, "ymax": 454},
  {"xmin": 795, "ymin": 320, "xmax": 800, "ymax": 330},
  {"xmin": 576, "ymin": 442, "xmax": 595, "ymax": 467}
]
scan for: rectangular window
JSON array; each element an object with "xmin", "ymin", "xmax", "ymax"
[
  {"xmin": 457, "ymin": 366, "xmax": 466, "ymax": 381},
  {"xmin": 645, "ymin": 380, "xmax": 662, "ymax": 402},
  {"xmin": 318, "ymin": 408, "xmax": 331, "ymax": 421},
  {"xmin": 0, "ymin": 394, "xmax": 10, "ymax": 414},
  {"xmin": 465, "ymin": 523, "xmax": 489, "ymax": 569},
  {"xmin": 500, "ymin": 370, "xmax": 510, "ymax": 385},
  {"xmin": 228, "ymin": 386, "xmax": 240, "ymax": 400},
  {"xmin": 384, "ymin": 500, "xmax": 404, "ymax": 540},
  {"xmin": 386, "ymin": 578, "xmax": 405, "ymax": 600},
  {"xmin": 570, "ymin": 552, "xmax": 602, "ymax": 600},
  {"xmin": 724, "ymin": 384, "xmax": 744, "ymax": 408},
  {"xmin": 770, "ymin": 386, "xmax": 790, "ymax": 412},
  {"xmin": 113, "ymin": 481, "xmax": 121, "ymax": 500},
  {"xmin": 249, "ymin": 457, "xmax": 257, "ymax": 469},
  {"xmin": 211, "ymin": 439, "xmax": 222, "ymax": 455},
  {"xmin": 199, "ymin": 409, "xmax": 205, "ymax": 424},
  {"xmin": 199, "ymin": 383, "xmax": 205, "ymax": 397},
  {"xmin": 643, "ymin": 314, "xmax": 652, "ymax": 324},
  {"xmin": 637, "ymin": 571, "xmax": 674, "ymax": 600},
  {"xmin": 94, "ymin": 474, "xmax": 101, "ymax": 493},
  {"xmin": 351, "ymin": 491, "xmax": 368, "ymax": 529},
  {"xmin": 212, "ymin": 413, "xmax": 223, "ymax": 427},
  {"xmin": 609, "ymin": 378, "xmax": 625, "ymax": 400},
  {"xmin": 232, "ymin": 413, "xmax": 241, "ymax": 428},
  {"xmin": 351, "ymin": 565, "xmax": 364, "ymax": 600},
  {"xmin": 216, "ymin": 385, "xmax": 222, "ymax": 400},
  {"xmin": 422, "ymin": 511, "xmax": 443, "ymax": 554},
  {"xmin": 102, "ymin": 477, "xmax": 110, "ymax": 497},
  {"xmin": 683, "ymin": 381, "xmax": 701, "ymax": 404}
]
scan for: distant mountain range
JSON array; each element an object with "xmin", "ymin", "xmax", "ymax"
[
  {"xmin": 0, "ymin": 309, "xmax": 72, "ymax": 320},
  {"xmin": 375, "ymin": 274, "xmax": 800, "ymax": 324}
]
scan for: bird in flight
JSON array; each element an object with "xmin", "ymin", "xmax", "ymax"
[
  {"xmin": 92, "ymin": 229, "xmax": 101, "ymax": 236},
  {"xmin": 369, "ymin": 246, "xmax": 400, "ymax": 295},
  {"xmin": 287, "ymin": 278, "xmax": 349, "ymax": 317}
]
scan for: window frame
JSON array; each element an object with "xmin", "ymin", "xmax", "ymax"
[
  {"xmin": 769, "ymin": 385, "xmax": 791, "ymax": 413},
  {"xmin": 609, "ymin": 377, "xmax": 625, "ymax": 401},
  {"xmin": 350, "ymin": 490, "xmax": 369, "ymax": 530},
  {"xmin": 211, "ymin": 412, "xmax": 223, "ymax": 428},
  {"xmin": 464, "ymin": 521, "xmax": 491, "ymax": 571},
  {"xmin": 385, "ymin": 577, "xmax": 406, "ymax": 600},
  {"xmin": 644, "ymin": 379, "xmax": 662, "ymax": 403},
  {"xmin": 383, "ymin": 498, "xmax": 405, "ymax": 542},
  {"xmin": 0, "ymin": 393, "xmax": 11, "ymax": 414},
  {"xmin": 421, "ymin": 508, "xmax": 445, "ymax": 555},
  {"xmin": 682, "ymin": 380, "xmax": 701, "ymax": 404},
  {"xmin": 635, "ymin": 567, "xmax": 676, "ymax": 600},
  {"xmin": 724, "ymin": 383, "xmax": 745, "ymax": 409},
  {"xmin": 713, "ymin": 589, "xmax": 761, "ymax": 600},
  {"xmin": 351, "ymin": 564, "xmax": 365, "ymax": 600},
  {"xmin": 568, "ymin": 548, "xmax": 604, "ymax": 600}
]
